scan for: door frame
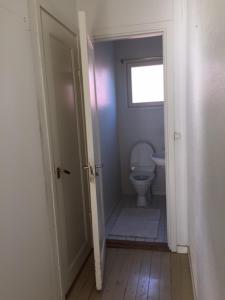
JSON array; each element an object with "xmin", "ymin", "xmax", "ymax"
[
  {"xmin": 28, "ymin": 2, "xmax": 90, "ymax": 300},
  {"xmin": 93, "ymin": 23, "xmax": 177, "ymax": 252}
]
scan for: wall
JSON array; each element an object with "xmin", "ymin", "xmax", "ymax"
[
  {"xmin": 114, "ymin": 37, "xmax": 166, "ymax": 195},
  {"xmin": 77, "ymin": 0, "xmax": 173, "ymax": 37},
  {"xmin": 94, "ymin": 0, "xmax": 173, "ymax": 33},
  {"xmin": 0, "ymin": 1, "xmax": 78, "ymax": 299},
  {"xmin": 0, "ymin": 2, "xmax": 56, "ymax": 300},
  {"xmin": 76, "ymin": 0, "xmax": 101, "ymax": 32},
  {"xmin": 94, "ymin": 42, "xmax": 121, "ymax": 221},
  {"xmin": 187, "ymin": 0, "xmax": 225, "ymax": 299}
]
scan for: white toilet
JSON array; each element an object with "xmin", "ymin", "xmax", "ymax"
[{"xmin": 129, "ymin": 142, "xmax": 156, "ymax": 207}]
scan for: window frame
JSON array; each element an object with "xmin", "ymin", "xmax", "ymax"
[{"xmin": 126, "ymin": 57, "xmax": 164, "ymax": 108}]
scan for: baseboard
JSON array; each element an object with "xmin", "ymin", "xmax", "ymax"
[
  {"xmin": 187, "ymin": 247, "xmax": 198, "ymax": 300},
  {"xmin": 176, "ymin": 245, "xmax": 188, "ymax": 254}
]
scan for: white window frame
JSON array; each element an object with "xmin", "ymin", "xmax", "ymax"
[{"xmin": 126, "ymin": 57, "xmax": 164, "ymax": 108}]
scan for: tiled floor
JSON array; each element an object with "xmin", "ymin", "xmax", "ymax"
[{"xmin": 106, "ymin": 195, "xmax": 167, "ymax": 243}]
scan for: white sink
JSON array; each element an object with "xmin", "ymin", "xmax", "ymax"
[{"xmin": 152, "ymin": 151, "xmax": 165, "ymax": 166}]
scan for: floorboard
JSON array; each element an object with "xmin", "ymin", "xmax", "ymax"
[{"xmin": 67, "ymin": 248, "xmax": 194, "ymax": 300}]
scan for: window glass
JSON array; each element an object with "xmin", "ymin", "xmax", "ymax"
[{"xmin": 130, "ymin": 64, "xmax": 164, "ymax": 104}]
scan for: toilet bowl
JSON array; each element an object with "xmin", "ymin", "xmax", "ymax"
[{"xmin": 129, "ymin": 143, "xmax": 155, "ymax": 207}]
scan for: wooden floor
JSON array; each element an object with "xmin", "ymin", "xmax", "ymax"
[{"xmin": 67, "ymin": 248, "xmax": 194, "ymax": 300}]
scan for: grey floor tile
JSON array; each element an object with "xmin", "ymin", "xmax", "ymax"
[{"xmin": 106, "ymin": 194, "xmax": 167, "ymax": 243}]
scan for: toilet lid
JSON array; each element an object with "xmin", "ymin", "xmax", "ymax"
[{"xmin": 130, "ymin": 142, "xmax": 155, "ymax": 172}]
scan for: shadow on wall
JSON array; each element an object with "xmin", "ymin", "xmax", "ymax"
[
  {"xmin": 187, "ymin": 2, "xmax": 225, "ymax": 298},
  {"xmin": 94, "ymin": 41, "xmax": 121, "ymax": 222}
]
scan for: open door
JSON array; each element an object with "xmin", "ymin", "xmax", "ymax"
[{"xmin": 78, "ymin": 11, "xmax": 106, "ymax": 290}]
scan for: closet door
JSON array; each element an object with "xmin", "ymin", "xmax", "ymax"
[{"xmin": 41, "ymin": 10, "xmax": 91, "ymax": 293}]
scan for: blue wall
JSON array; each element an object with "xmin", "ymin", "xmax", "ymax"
[
  {"xmin": 94, "ymin": 42, "xmax": 121, "ymax": 221},
  {"xmin": 114, "ymin": 36, "xmax": 166, "ymax": 195}
]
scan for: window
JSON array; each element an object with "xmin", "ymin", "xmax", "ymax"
[{"xmin": 126, "ymin": 58, "xmax": 164, "ymax": 107}]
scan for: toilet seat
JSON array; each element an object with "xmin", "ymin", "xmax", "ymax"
[
  {"xmin": 133, "ymin": 175, "xmax": 149, "ymax": 181},
  {"xmin": 129, "ymin": 142, "xmax": 155, "ymax": 207},
  {"xmin": 130, "ymin": 142, "xmax": 155, "ymax": 174},
  {"xmin": 130, "ymin": 173, "xmax": 155, "ymax": 182}
]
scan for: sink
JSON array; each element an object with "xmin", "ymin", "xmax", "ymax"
[{"xmin": 152, "ymin": 151, "xmax": 165, "ymax": 166}]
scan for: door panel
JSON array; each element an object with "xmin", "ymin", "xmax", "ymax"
[
  {"xmin": 78, "ymin": 11, "xmax": 106, "ymax": 291},
  {"xmin": 41, "ymin": 10, "xmax": 91, "ymax": 294}
]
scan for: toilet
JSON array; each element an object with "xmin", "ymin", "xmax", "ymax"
[{"xmin": 129, "ymin": 142, "xmax": 156, "ymax": 207}]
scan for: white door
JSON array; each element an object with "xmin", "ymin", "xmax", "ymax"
[
  {"xmin": 78, "ymin": 11, "xmax": 106, "ymax": 291},
  {"xmin": 40, "ymin": 10, "xmax": 91, "ymax": 294}
]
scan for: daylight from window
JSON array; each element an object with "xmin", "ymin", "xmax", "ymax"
[{"xmin": 131, "ymin": 64, "xmax": 164, "ymax": 104}]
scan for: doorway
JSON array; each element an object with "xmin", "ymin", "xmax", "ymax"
[{"xmin": 94, "ymin": 35, "xmax": 168, "ymax": 249}]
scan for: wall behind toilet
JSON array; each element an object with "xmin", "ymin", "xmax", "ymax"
[
  {"xmin": 94, "ymin": 42, "xmax": 121, "ymax": 222},
  {"xmin": 115, "ymin": 36, "xmax": 166, "ymax": 195}
]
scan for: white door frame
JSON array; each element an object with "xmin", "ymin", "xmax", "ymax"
[
  {"xmin": 28, "ymin": 2, "xmax": 84, "ymax": 300},
  {"xmin": 93, "ymin": 22, "xmax": 177, "ymax": 252}
]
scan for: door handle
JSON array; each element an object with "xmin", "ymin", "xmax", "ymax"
[
  {"xmin": 56, "ymin": 167, "xmax": 71, "ymax": 179},
  {"xmin": 95, "ymin": 163, "xmax": 104, "ymax": 176},
  {"xmin": 83, "ymin": 164, "xmax": 95, "ymax": 177},
  {"xmin": 95, "ymin": 163, "xmax": 104, "ymax": 169},
  {"xmin": 83, "ymin": 164, "xmax": 103, "ymax": 177}
]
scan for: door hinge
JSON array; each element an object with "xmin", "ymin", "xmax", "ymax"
[
  {"xmin": 77, "ymin": 69, "xmax": 82, "ymax": 79},
  {"xmin": 83, "ymin": 164, "xmax": 96, "ymax": 180},
  {"xmin": 174, "ymin": 132, "xmax": 182, "ymax": 140}
]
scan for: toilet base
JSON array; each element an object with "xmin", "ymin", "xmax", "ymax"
[{"xmin": 137, "ymin": 196, "xmax": 147, "ymax": 207}]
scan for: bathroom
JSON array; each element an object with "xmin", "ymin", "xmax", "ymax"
[{"xmin": 94, "ymin": 35, "xmax": 167, "ymax": 247}]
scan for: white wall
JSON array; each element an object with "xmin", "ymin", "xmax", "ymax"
[
  {"xmin": 114, "ymin": 37, "xmax": 166, "ymax": 195},
  {"xmin": 94, "ymin": 0, "xmax": 173, "ymax": 31},
  {"xmin": 0, "ymin": 1, "xmax": 78, "ymax": 299},
  {"xmin": 94, "ymin": 42, "xmax": 121, "ymax": 221},
  {"xmin": 76, "ymin": 0, "xmax": 101, "ymax": 32},
  {"xmin": 77, "ymin": 0, "xmax": 173, "ymax": 36},
  {"xmin": 187, "ymin": 0, "xmax": 225, "ymax": 299},
  {"xmin": 0, "ymin": 2, "xmax": 57, "ymax": 300}
]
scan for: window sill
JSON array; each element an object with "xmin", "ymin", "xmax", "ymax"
[{"xmin": 128, "ymin": 101, "xmax": 164, "ymax": 109}]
